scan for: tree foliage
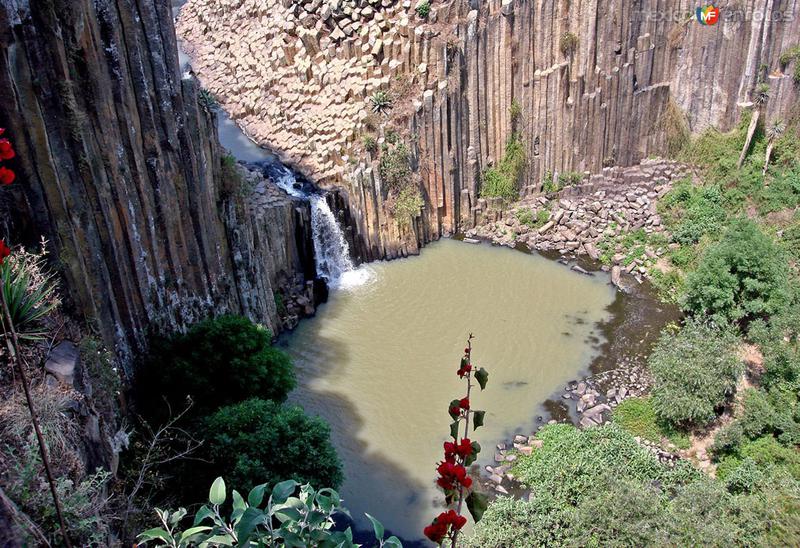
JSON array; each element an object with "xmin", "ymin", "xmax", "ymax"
[
  {"xmin": 683, "ymin": 219, "xmax": 790, "ymax": 326},
  {"xmin": 203, "ymin": 398, "xmax": 342, "ymax": 494},
  {"xmin": 141, "ymin": 315, "xmax": 295, "ymax": 418},
  {"xmin": 649, "ymin": 320, "xmax": 742, "ymax": 427}
]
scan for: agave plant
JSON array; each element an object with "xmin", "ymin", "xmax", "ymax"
[
  {"xmin": 1, "ymin": 243, "xmax": 59, "ymax": 340},
  {"xmin": 369, "ymin": 91, "xmax": 393, "ymax": 115},
  {"xmin": 763, "ymin": 119, "xmax": 786, "ymax": 175}
]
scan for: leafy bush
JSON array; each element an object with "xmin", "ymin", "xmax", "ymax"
[
  {"xmin": 683, "ymin": 219, "xmax": 791, "ymax": 326},
  {"xmin": 512, "ymin": 423, "xmax": 698, "ymax": 505},
  {"xmin": 0, "ymin": 241, "xmax": 59, "ymax": 340},
  {"xmin": 649, "ymin": 320, "xmax": 742, "ymax": 427},
  {"xmin": 415, "ymin": 0, "xmax": 431, "ymax": 18},
  {"xmin": 204, "ymin": 398, "xmax": 342, "ymax": 493},
  {"xmin": 392, "ymin": 185, "xmax": 424, "ymax": 228},
  {"xmin": 557, "ymin": 171, "xmax": 583, "ymax": 187},
  {"xmin": 559, "ymin": 32, "xmax": 578, "ymax": 56},
  {"xmin": 465, "ymin": 495, "xmax": 570, "ymax": 548},
  {"xmin": 481, "ymin": 133, "xmax": 526, "ymax": 200},
  {"xmin": 362, "ymin": 135, "xmax": 377, "ymax": 153},
  {"xmin": 658, "ymin": 179, "xmax": 727, "ymax": 245},
  {"xmin": 516, "ymin": 208, "xmax": 549, "ymax": 229},
  {"xmin": 378, "ymin": 142, "xmax": 412, "ymax": 192},
  {"xmin": 542, "ymin": 170, "xmax": 557, "ymax": 193},
  {"xmin": 612, "ymin": 396, "xmax": 690, "ymax": 448},
  {"xmin": 141, "ymin": 315, "xmax": 295, "ymax": 418},
  {"xmin": 138, "ymin": 477, "xmax": 400, "ymax": 547}
]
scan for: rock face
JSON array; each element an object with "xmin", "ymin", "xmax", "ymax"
[
  {"xmin": 0, "ymin": 1, "xmax": 317, "ymax": 367},
  {"xmin": 177, "ymin": 0, "xmax": 800, "ymax": 259}
]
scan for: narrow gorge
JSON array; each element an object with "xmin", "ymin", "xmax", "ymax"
[{"xmin": 2, "ymin": 0, "xmax": 800, "ymax": 546}]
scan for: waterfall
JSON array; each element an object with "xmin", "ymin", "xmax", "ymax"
[{"xmin": 270, "ymin": 164, "xmax": 367, "ymax": 287}]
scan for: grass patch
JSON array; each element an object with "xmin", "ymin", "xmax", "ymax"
[
  {"xmin": 613, "ymin": 396, "xmax": 690, "ymax": 449},
  {"xmin": 481, "ymin": 133, "xmax": 526, "ymax": 200}
]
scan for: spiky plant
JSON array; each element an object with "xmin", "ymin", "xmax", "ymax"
[
  {"xmin": 754, "ymin": 83, "xmax": 770, "ymax": 107},
  {"xmin": 1, "ymin": 243, "xmax": 59, "ymax": 340},
  {"xmin": 369, "ymin": 91, "xmax": 393, "ymax": 115},
  {"xmin": 763, "ymin": 119, "xmax": 786, "ymax": 175}
]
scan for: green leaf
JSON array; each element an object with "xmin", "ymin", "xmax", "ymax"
[
  {"xmin": 271, "ymin": 479, "xmax": 298, "ymax": 505},
  {"xmin": 475, "ymin": 367, "xmax": 489, "ymax": 390},
  {"xmin": 473, "ymin": 410, "xmax": 486, "ymax": 430},
  {"xmin": 382, "ymin": 536, "xmax": 403, "ymax": 548},
  {"xmin": 232, "ymin": 490, "xmax": 246, "ymax": 512},
  {"xmin": 235, "ymin": 507, "xmax": 266, "ymax": 543},
  {"xmin": 193, "ymin": 505, "xmax": 214, "ymax": 526},
  {"xmin": 137, "ymin": 527, "xmax": 172, "ymax": 543},
  {"xmin": 199, "ymin": 533, "xmax": 235, "ymax": 547},
  {"xmin": 169, "ymin": 507, "xmax": 187, "ymax": 526},
  {"xmin": 466, "ymin": 491, "xmax": 489, "ymax": 523},
  {"xmin": 365, "ymin": 513, "xmax": 384, "ymax": 541},
  {"xmin": 450, "ymin": 420, "xmax": 460, "ymax": 439},
  {"xmin": 448, "ymin": 399, "xmax": 461, "ymax": 420},
  {"xmin": 209, "ymin": 477, "xmax": 226, "ymax": 505},
  {"xmin": 178, "ymin": 526, "xmax": 212, "ymax": 544},
  {"xmin": 247, "ymin": 484, "xmax": 267, "ymax": 508}
]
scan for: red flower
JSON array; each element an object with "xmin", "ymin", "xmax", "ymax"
[
  {"xmin": 0, "ymin": 167, "xmax": 15, "ymax": 185},
  {"xmin": 0, "ymin": 128, "xmax": 5, "ymax": 136},
  {"xmin": 443, "ymin": 441, "xmax": 457, "ymax": 463},
  {"xmin": 423, "ymin": 521, "xmax": 448, "ymax": 544},
  {"xmin": 0, "ymin": 240, "xmax": 10, "ymax": 265},
  {"xmin": 459, "ymin": 397, "xmax": 470, "ymax": 410},
  {"xmin": 439, "ymin": 509, "xmax": 467, "ymax": 531},
  {"xmin": 457, "ymin": 363, "xmax": 472, "ymax": 378},
  {"xmin": 0, "ymin": 139, "xmax": 15, "ymax": 160},
  {"xmin": 456, "ymin": 438, "xmax": 473, "ymax": 458},
  {"xmin": 449, "ymin": 404, "xmax": 461, "ymax": 417},
  {"xmin": 436, "ymin": 461, "xmax": 472, "ymax": 490},
  {"xmin": 464, "ymin": 347, "xmax": 470, "ymax": 354}
]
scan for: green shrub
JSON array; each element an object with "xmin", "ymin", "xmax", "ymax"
[
  {"xmin": 658, "ymin": 179, "xmax": 728, "ymax": 245},
  {"xmin": 516, "ymin": 208, "xmax": 549, "ymax": 229},
  {"xmin": 612, "ymin": 396, "xmax": 690, "ymax": 448},
  {"xmin": 204, "ymin": 398, "xmax": 342, "ymax": 493},
  {"xmin": 141, "ymin": 315, "xmax": 295, "ymax": 418},
  {"xmin": 392, "ymin": 185, "xmax": 424, "ymax": 228},
  {"xmin": 683, "ymin": 219, "xmax": 791, "ymax": 326},
  {"xmin": 369, "ymin": 91, "xmax": 393, "ymax": 115},
  {"xmin": 559, "ymin": 32, "xmax": 578, "ymax": 56},
  {"xmin": 465, "ymin": 495, "xmax": 570, "ymax": 548},
  {"xmin": 378, "ymin": 142, "xmax": 412, "ymax": 191},
  {"xmin": 415, "ymin": 0, "xmax": 431, "ymax": 18},
  {"xmin": 481, "ymin": 133, "xmax": 526, "ymax": 200},
  {"xmin": 362, "ymin": 135, "xmax": 377, "ymax": 153},
  {"xmin": 198, "ymin": 88, "xmax": 218, "ymax": 112},
  {"xmin": 542, "ymin": 170, "xmax": 557, "ymax": 193},
  {"xmin": 557, "ymin": 171, "xmax": 583, "ymax": 187},
  {"xmin": 649, "ymin": 320, "xmax": 742, "ymax": 427}
]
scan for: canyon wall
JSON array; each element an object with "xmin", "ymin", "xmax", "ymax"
[
  {"xmin": 349, "ymin": 0, "xmax": 800, "ymax": 257},
  {"xmin": 176, "ymin": 0, "xmax": 800, "ymax": 260},
  {"xmin": 0, "ymin": 0, "xmax": 316, "ymax": 367}
]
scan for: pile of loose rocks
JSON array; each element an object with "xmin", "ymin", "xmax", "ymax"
[{"xmin": 467, "ymin": 159, "xmax": 694, "ymax": 283}]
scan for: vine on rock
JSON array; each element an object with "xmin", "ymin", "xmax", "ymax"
[{"xmin": 423, "ymin": 334, "xmax": 490, "ymax": 546}]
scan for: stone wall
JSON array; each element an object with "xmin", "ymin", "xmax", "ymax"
[
  {"xmin": 0, "ymin": 0, "xmax": 317, "ymax": 367},
  {"xmin": 176, "ymin": 0, "xmax": 800, "ymax": 260}
]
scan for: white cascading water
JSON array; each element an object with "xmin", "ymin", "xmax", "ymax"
[{"xmin": 272, "ymin": 165, "xmax": 371, "ymax": 288}]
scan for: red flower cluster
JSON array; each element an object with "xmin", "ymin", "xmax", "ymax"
[
  {"xmin": 436, "ymin": 461, "xmax": 472, "ymax": 491},
  {"xmin": 0, "ymin": 167, "xmax": 14, "ymax": 185},
  {"xmin": 0, "ymin": 240, "xmax": 9, "ymax": 265},
  {"xmin": 0, "ymin": 131, "xmax": 15, "ymax": 161},
  {"xmin": 423, "ymin": 510, "xmax": 467, "ymax": 543},
  {"xmin": 448, "ymin": 396, "xmax": 470, "ymax": 417},
  {"xmin": 457, "ymin": 362, "xmax": 472, "ymax": 378},
  {"xmin": 443, "ymin": 438, "xmax": 473, "ymax": 463}
]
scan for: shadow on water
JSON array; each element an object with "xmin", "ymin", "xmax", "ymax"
[{"xmin": 276, "ymin": 330, "xmax": 431, "ymax": 546}]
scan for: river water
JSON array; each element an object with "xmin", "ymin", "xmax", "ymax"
[{"xmin": 279, "ymin": 239, "xmax": 615, "ymax": 543}]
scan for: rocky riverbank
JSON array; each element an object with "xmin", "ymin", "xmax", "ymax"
[{"xmin": 466, "ymin": 158, "xmax": 694, "ymax": 287}]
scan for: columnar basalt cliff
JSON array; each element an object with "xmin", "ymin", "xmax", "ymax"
[
  {"xmin": 177, "ymin": 0, "xmax": 800, "ymax": 260},
  {"xmin": 0, "ymin": 0, "xmax": 316, "ymax": 366}
]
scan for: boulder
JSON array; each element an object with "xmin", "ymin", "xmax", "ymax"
[{"xmin": 45, "ymin": 341, "xmax": 79, "ymax": 386}]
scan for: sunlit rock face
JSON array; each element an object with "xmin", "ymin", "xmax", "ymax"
[
  {"xmin": 0, "ymin": 1, "xmax": 315, "ymax": 366},
  {"xmin": 177, "ymin": 0, "xmax": 799, "ymax": 258}
]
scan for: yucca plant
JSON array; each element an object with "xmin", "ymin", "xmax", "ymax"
[
  {"xmin": 763, "ymin": 119, "xmax": 786, "ymax": 175},
  {"xmin": 369, "ymin": 91, "xmax": 393, "ymax": 115},
  {"xmin": 1, "ymin": 242, "xmax": 59, "ymax": 340}
]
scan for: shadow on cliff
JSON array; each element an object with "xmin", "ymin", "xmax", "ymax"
[{"xmin": 277, "ymin": 331, "xmax": 432, "ymax": 547}]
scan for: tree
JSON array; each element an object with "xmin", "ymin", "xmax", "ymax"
[
  {"xmin": 141, "ymin": 315, "xmax": 295, "ymax": 419},
  {"xmin": 738, "ymin": 84, "xmax": 769, "ymax": 169},
  {"xmin": 683, "ymin": 219, "xmax": 790, "ymax": 327},
  {"xmin": 203, "ymin": 398, "xmax": 343, "ymax": 494},
  {"xmin": 649, "ymin": 320, "xmax": 742, "ymax": 427}
]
